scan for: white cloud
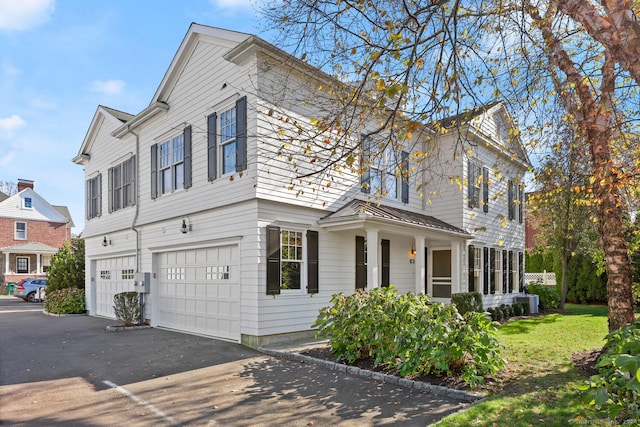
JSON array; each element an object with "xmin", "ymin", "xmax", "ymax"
[
  {"xmin": 89, "ymin": 79, "xmax": 125, "ymax": 95},
  {"xmin": 0, "ymin": 115, "xmax": 26, "ymax": 137},
  {"xmin": 0, "ymin": 0, "xmax": 55, "ymax": 31}
]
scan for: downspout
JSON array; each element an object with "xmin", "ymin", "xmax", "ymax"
[{"xmin": 130, "ymin": 128, "xmax": 144, "ymax": 324}]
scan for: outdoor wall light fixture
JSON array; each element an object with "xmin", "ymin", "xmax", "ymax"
[
  {"xmin": 408, "ymin": 243, "xmax": 416, "ymax": 264},
  {"xmin": 180, "ymin": 217, "xmax": 192, "ymax": 234},
  {"xmin": 102, "ymin": 236, "xmax": 111, "ymax": 247}
]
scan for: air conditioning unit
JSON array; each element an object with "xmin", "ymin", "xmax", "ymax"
[{"xmin": 514, "ymin": 295, "xmax": 539, "ymax": 314}]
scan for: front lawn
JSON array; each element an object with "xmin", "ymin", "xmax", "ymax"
[{"xmin": 434, "ymin": 304, "xmax": 616, "ymax": 426}]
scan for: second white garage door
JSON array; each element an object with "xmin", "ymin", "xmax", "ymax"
[
  {"xmin": 95, "ymin": 256, "xmax": 136, "ymax": 319},
  {"xmin": 156, "ymin": 246, "xmax": 240, "ymax": 341}
]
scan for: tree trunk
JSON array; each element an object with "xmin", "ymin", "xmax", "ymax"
[{"xmin": 560, "ymin": 254, "xmax": 569, "ymax": 310}]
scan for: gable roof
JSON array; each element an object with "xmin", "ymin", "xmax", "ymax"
[
  {"xmin": 440, "ymin": 102, "xmax": 531, "ymax": 168},
  {"xmin": 319, "ymin": 199, "xmax": 470, "ymax": 237},
  {"xmin": 73, "ymin": 105, "xmax": 136, "ymax": 164},
  {"xmin": 0, "ymin": 187, "xmax": 70, "ymax": 224}
]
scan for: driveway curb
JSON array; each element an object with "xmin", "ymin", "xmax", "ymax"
[{"xmin": 259, "ymin": 346, "xmax": 485, "ymax": 403}]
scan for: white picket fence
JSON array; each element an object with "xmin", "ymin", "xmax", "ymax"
[{"xmin": 525, "ymin": 271, "xmax": 557, "ymax": 286}]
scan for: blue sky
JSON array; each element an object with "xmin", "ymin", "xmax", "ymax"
[{"xmin": 0, "ymin": 0, "xmax": 266, "ymax": 234}]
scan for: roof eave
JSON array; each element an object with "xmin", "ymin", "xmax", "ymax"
[{"xmin": 111, "ymin": 101, "xmax": 170, "ymax": 138}]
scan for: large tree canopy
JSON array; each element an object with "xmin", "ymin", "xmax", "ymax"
[{"xmin": 263, "ymin": 0, "xmax": 640, "ymax": 330}]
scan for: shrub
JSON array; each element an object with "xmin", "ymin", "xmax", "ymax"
[
  {"xmin": 528, "ymin": 284, "xmax": 560, "ymax": 310},
  {"xmin": 451, "ymin": 292, "xmax": 483, "ymax": 315},
  {"xmin": 512, "ymin": 302, "xmax": 524, "ymax": 316},
  {"xmin": 580, "ymin": 319, "xmax": 640, "ymax": 423},
  {"xmin": 44, "ymin": 288, "xmax": 85, "ymax": 314},
  {"xmin": 633, "ymin": 282, "xmax": 640, "ymax": 307},
  {"xmin": 500, "ymin": 304, "xmax": 513, "ymax": 318},
  {"xmin": 113, "ymin": 292, "xmax": 142, "ymax": 326},
  {"xmin": 313, "ymin": 287, "xmax": 505, "ymax": 387},
  {"xmin": 47, "ymin": 238, "xmax": 85, "ymax": 292}
]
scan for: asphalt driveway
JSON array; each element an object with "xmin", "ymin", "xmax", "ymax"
[{"xmin": 0, "ymin": 296, "xmax": 467, "ymax": 426}]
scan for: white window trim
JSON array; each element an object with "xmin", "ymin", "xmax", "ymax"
[
  {"xmin": 15, "ymin": 222, "xmax": 27, "ymax": 240},
  {"xmin": 219, "ymin": 103, "xmax": 237, "ymax": 176},
  {"xmin": 159, "ymin": 134, "xmax": 185, "ymax": 195},
  {"xmin": 279, "ymin": 227, "xmax": 306, "ymax": 294},
  {"xmin": 494, "ymin": 249, "xmax": 502, "ymax": 294},
  {"xmin": 370, "ymin": 146, "xmax": 399, "ymax": 200}
]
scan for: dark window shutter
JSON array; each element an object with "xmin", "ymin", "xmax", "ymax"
[
  {"xmin": 361, "ymin": 134, "xmax": 371, "ymax": 193},
  {"xmin": 266, "ymin": 225, "xmax": 281, "ymax": 295},
  {"xmin": 381, "ymin": 239, "xmax": 390, "ymax": 287},
  {"xmin": 483, "ymin": 247, "xmax": 489, "ymax": 295},
  {"xmin": 468, "ymin": 160, "xmax": 476, "ymax": 208},
  {"xmin": 482, "ymin": 167, "xmax": 489, "ymax": 213},
  {"xmin": 85, "ymin": 179, "xmax": 90, "ymax": 220},
  {"xmin": 468, "ymin": 245, "xmax": 475, "ymax": 292},
  {"xmin": 97, "ymin": 173, "xmax": 102, "ymax": 217},
  {"xmin": 508, "ymin": 180, "xmax": 514, "ymax": 220},
  {"xmin": 519, "ymin": 185, "xmax": 524, "ymax": 224},
  {"xmin": 151, "ymin": 144, "xmax": 158, "ymax": 199},
  {"xmin": 307, "ymin": 230, "xmax": 319, "ymax": 294},
  {"xmin": 183, "ymin": 125, "xmax": 192, "ymax": 189},
  {"xmin": 207, "ymin": 112, "xmax": 217, "ymax": 181},
  {"xmin": 355, "ymin": 236, "xmax": 366, "ymax": 290},
  {"xmin": 108, "ymin": 167, "xmax": 114, "ymax": 213},
  {"xmin": 490, "ymin": 248, "xmax": 496, "ymax": 294},
  {"xmin": 518, "ymin": 251, "xmax": 524, "ymax": 292},
  {"xmin": 401, "ymin": 150, "xmax": 409, "ymax": 203},
  {"xmin": 130, "ymin": 156, "xmax": 137, "ymax": 206},
  {"xmin": 235, "ymin": 96, "xmax": 247, "ymax": 172},
  {"xmin": 502, "ymin": 250, "xmax": 508, "ymax": 293}
]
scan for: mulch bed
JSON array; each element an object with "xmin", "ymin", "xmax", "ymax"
[{"xmin": 571, "ymin": 348, "xmax": 605, "ymax": 377}]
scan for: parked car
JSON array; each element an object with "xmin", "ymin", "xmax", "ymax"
[{"xmin": 13, "ymin": 278, "xmax": 47, "ymax": 303}]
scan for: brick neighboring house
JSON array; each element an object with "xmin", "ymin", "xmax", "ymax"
[{"xmin": 0, "ymin": 179, "xmax": 74, "ymax": 285}]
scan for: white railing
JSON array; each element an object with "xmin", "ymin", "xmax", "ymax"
[{"xmin": 525, "ymin": 271, "xmax": 556, "ymax": 286}]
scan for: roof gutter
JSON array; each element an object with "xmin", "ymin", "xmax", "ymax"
[{"xmin": 112, "ymin": 101, "xmax": 169, "ymax": 138}]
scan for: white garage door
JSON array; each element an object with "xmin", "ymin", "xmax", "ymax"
[
  {"xmin": 96, "ymin": 256, "xmax": 136, "ymax": 318},
  {"xmin": 156, "ymin": 246, "xmax": 240, "ymax": 341}
]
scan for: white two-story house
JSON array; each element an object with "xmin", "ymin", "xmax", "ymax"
[{"xmin": 73, "ymin": 24, "xmax": 529, "ymax": 347}]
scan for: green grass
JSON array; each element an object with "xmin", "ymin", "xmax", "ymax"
[{"xmin": 434, "ymin": 304, "xmax": 617, "ymax": 426}]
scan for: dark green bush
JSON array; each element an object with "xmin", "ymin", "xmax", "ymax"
[
  {"xmin": 44, "ymin": 288, "xmax": 85, "ymax": 314},
  {"xmin": 580, "ymin": 319, "xmax": 640, "ymax": 423},
  {"xmin": 512, "ymin": 302, "xmax": 524, "ymax": 316},
  {"xmin": 451, "ymin": 292, "xmax": 483, "ymax": 316},
  {"xmin": 500, "ymin": 304, "xmax": 514, "ymax": 318},
  {"xmin": 528, "ymin": 284, "xmax": 560, "ymax": 310},
  {"xmin": 567, "ymin": 253, "xmax": 607, "ymax": 303},
  {"xmin": 113, "ymin": 292, "xmax": 141, "ymax": 326},
  {"xmin": 313, "ymin": 287, "xmax": 505, "ymax": 387}
]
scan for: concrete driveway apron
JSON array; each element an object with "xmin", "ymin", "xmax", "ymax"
[{"xmin": 0, "ymin": 296, "xmax": 468, "ymax": 426}]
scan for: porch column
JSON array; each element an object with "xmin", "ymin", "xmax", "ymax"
[
  {"xmin": 366, "ymin": 228, "xmax": 379, "ymax": 289},
  {"xmin": 4, "ymin": 252, "xmax": 9, "ymax": 275},
  {"xmin": 414, "ymin": 236, "xmax": 425, "ymax": 294},
  {"xmin": 451, "ymin": 241, "xmax": 461, "ymax": 295},
  {"xmin": 37, "ymin": 254, "xmax": 41, "ymax": 274}
]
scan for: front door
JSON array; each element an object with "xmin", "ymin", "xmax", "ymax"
[{"xmin": 432, "ymin": 249, "xmax": 452, "ymax": 298}]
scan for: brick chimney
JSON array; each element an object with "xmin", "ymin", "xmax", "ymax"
[{"xmin": 17, "ymin": 179, "xmax": 34, "ymax": 192}]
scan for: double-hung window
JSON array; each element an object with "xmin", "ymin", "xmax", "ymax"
[
  {"xmin": 161, "ymin": 135, "xmax": 184, "ymax": 194},
  {"xmin": 266, "ymin": 225, "xmax": 318, "ymax": 295},
  {"xmin": 361, "ymin": 136, "xmax": 410, "ymax": 202},
  {"xmin": 508, "ymin": 179, "xmax": 523, "ymax": 222},
  {"xmin": 15, "ymin": 222, "xmax": 26, "ymax": 240},
  {"xmin": 468, "ymin": 160, "xmax": 488, "ymax": 211},
  {"xmin": 86, "ymin": 174, "xmax": 102, "ymax": 219},
  {"xmin": 17, "ymin": 257, "xmax": 29, "ymax": 273},
  {"xmin": 220, "ymin": 106, "xmax": 237, "ymax": 175},
  {"xmin": 109, "ymin": 156, "xmax": 136, "ymax": 212},
  {"xmin": 207, "ymin": 96, "xmax": 247, "ymax": 181},
  {"xmin": 23, "ymin": 197, "xmax": 32, "ymax": 209},
  {"xmin": 151, "ymin": 126, "xmax": 192, "ymax": 199}
]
